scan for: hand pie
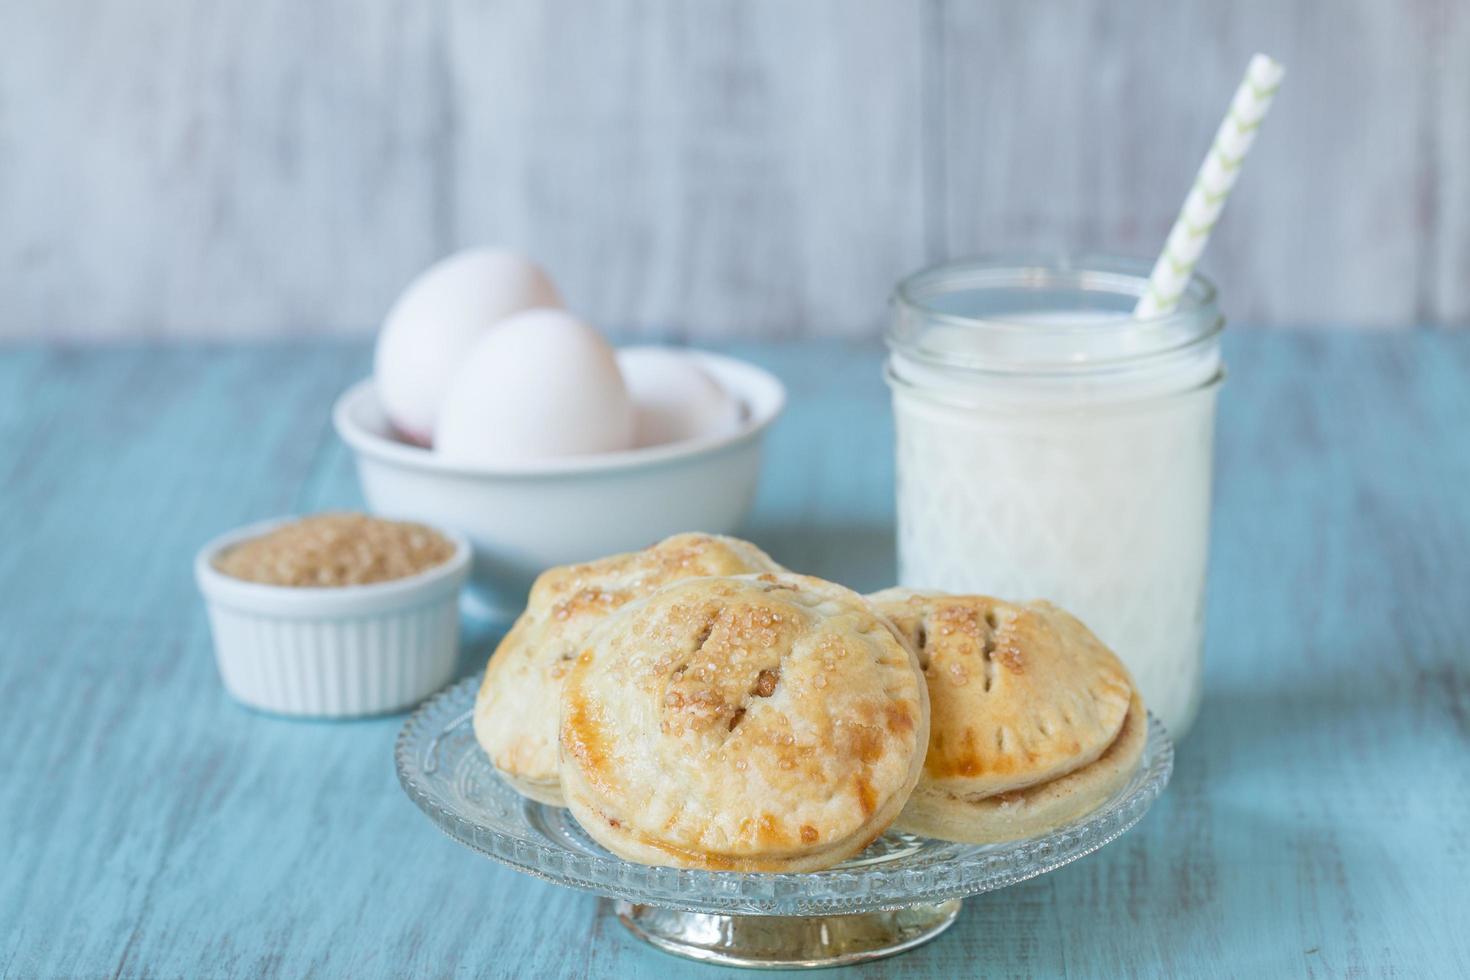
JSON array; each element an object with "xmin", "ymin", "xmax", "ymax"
[
  {"xmin": 474, "ymin": 533, "xmax": 782, "ymax": 806},
  {"xmin": 911, "ymin": 688, "xmax": 1147, "ymax": 844},
  {"xmin": 868, "ymin": 589, "xmax": 1145, "ymax": 844},
  {"xmin": 560, "ymin": 573, "xmax": 929, "ymax": 871}
]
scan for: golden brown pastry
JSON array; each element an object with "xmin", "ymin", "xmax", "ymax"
[
  {"xmin": 474, "ymin": 533, "xmax": 782, "ymax": 806},
  {"xmin": 906, "ymin": 691, "xmax": 1148, "ymax": 843},
  {"xmin": 560, "ymin": 573, "xmax": 929, "ymax": 871},
  {"xmin": 868, "ymin": 588, "xmax": 1145, "ymax": 844}
]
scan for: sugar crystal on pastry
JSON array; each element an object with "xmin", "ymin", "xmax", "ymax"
[
  {"xmin": 869, "ymin": 588, "xmax": 1146, "ymax": 844},
  {"xmin": 558, "ymin": 573, "xmax": 930, "ymax": 872},
  {"xmin": 472, "ymin": 533, "xmax": 784, "ymax": 806}
]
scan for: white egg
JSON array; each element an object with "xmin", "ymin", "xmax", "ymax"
[
  {"xmin": 435, "ymin": 309, "xmax": 635, "ymax": 465},
  {"xmin": 616, "ymin": 347, "xmax": 743, "ymax": 448},
  {"xmin": 374, "ymin": 248, "xmax": 562, "ymax": 444}
]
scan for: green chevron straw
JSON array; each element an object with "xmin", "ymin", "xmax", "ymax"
[{"xmin": 1135, "ymin": 54, "xmax": 1285, "ymax": 319}]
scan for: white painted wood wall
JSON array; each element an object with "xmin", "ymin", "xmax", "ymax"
[{"xmin": 2, "ymin": 0, "xmax": 1465, "ymax": 340}]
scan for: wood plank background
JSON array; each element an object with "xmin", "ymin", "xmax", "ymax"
[{"xmin": 1, "ymin": 0, "xmax": 1466, "ymax": 341}]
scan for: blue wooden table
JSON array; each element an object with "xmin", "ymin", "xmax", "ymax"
[{"xmin": 2, "ymin": 334, "xmax": 1467, "ymax": 979}]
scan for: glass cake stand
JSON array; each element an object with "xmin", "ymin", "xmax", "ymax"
[{"xmin": 397, "ymin": 677, "xmax": 1173, "ymax": 969}]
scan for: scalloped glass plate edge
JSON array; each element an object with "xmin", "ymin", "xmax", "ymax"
[{"xmin": 395, "ymin": 676, "xmax": 1173, "ymax": 919}]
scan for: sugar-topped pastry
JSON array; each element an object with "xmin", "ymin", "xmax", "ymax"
[
  {"xmin": 559, "ymin": 573, "xmax": 929, "ymax": 872},
  {"xmin": 473, "ymin": 533, "xmax": 783, "ymax": 806},
  {"xmin": 868, "ymin": 589, "xmax": 1145, "ymax": 843}
]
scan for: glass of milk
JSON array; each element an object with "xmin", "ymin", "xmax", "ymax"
[{"xmin": 886, "ymin": 255, "xmax": 1224, "ymax": 738}]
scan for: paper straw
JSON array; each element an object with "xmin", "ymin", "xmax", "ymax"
[{"xmin": 1134, "ymin": 54, "xmax": 1285, "ymax": 319}]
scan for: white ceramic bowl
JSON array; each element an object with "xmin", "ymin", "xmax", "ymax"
[
  {"xmin": 195, "ymin": 518, "xmax": 471, "ymax": 717},
  {"xmin": 333, "ymin": 349, "xmax": 785, "ymax": 619}
]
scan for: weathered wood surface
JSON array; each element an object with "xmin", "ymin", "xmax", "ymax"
[
  {"xmin": 2, "ymin": 1, "xmax": 1468, "ymax": 341},
  {"xmin": 1, "ymin": 334, "xmax": 1468, "ymax": 978}
]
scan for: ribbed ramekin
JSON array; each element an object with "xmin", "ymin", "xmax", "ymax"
[{"xmin": 195, "ymin": 517, "xmax": 471, "ymax": 718}]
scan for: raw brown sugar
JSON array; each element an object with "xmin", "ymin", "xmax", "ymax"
[{"xmin": 214, "ymin": 513, "xmax": 454, "ymax": 587}]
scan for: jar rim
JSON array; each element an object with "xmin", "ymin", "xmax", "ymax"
[{"xmin": 888, "ymin": 253, "xmax": 1223, "ymax": 376}]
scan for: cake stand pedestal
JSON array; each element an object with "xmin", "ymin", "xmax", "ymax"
[{"xmin": 614, "ymin": 899, "xmax": 963, "ymax": 968}]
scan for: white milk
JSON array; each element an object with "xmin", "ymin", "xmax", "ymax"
[{"xmin": 887, "ymin": 265, "xmax": 1223, "ymax": 738}]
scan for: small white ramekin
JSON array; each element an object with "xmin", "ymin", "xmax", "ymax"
[{"xmin": 195, "ymin": 517, "xmax": 471, "ymax": 718}]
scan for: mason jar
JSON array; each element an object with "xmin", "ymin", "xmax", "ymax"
[{"xmin": 885, "ymin": 255, "xmax": 1224, "ymax": 738}]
